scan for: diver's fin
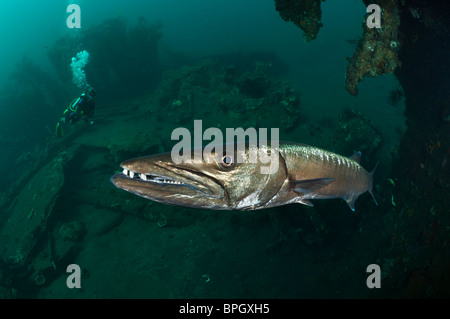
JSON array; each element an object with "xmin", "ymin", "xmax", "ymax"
[
  {"xmin": 349, "ymin": 151, "xmax": 361, "ymax": 163},
  {"xmin": 55, "ymin": 122, "xmax": 63, "ymax": 138},
  {"xmin": 293, "ymin": 178, "xmax": 336, "ymax": 193}
]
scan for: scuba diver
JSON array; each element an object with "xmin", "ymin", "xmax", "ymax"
[{"xmin": 55, "ymin": 89, "xmax": 96, "ymax": 137}]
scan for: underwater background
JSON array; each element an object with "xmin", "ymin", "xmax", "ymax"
[{"xmin": 0, "ymin": 0, "xmax": 448, "ymax": 298}]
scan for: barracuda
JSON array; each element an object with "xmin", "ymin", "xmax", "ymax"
[{"xmin": 110, "ymin": 143, "xmax": 378, "ymax": 211}]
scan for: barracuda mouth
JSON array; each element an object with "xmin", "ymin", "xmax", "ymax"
[
  {"xmin": 112, "ymin": 164, "xmax": 218, "ymax": 196},
  {"xmin": 110, "ymin": 155, "xmax": 229, "ymax": 209},
  {"xmin": 118, "ymin": 167, "xmax": 203, "ymax": 191},
  {"xmin": 121, "ymin": 168, "xmax": 186, "ymax": 185}
]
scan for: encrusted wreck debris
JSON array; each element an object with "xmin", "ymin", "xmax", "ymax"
[
  {"xmin": 0, "ymin": 150, "xmax": 69, "ymax": 267},
  {"xmin": 274, "ymin": 0, "xmax": 323, "ymax": 41},
  {"xmin": 345, "ymin": 0, "xmax": 401, "ymax": 95},
  {"xmin": 274, "ymin": 0, "xmax": 401, "ymax": 95}
]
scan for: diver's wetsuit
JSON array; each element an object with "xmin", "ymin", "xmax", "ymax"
[
  {"xmin": 64, "ymin": 95, "xmax": 95, "ymax": 124},
  {"xmin": 56, "ymin": 93, "xmax": 96, "ymax": 137}
]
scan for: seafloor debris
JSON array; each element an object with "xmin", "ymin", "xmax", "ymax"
[
  {"xmin": 345, "ymin": 0, "xmax": 401, "ymax": 95},
  {"xmin": 58, "ymin": 221, "xmax": 85, "ymax": 242},
  {"xmin": 154, "ymin": 59, "xmax": 301, "ymax": 131},
  {"xmin": 274, "ymin": 0, "xmax": 323, "ymax": 41},
  {"xmin": 0, "ymin": 149, "xmax": 71, "ymax": 268}
]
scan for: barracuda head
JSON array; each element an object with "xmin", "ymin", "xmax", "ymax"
[{"xmin": 110, "ymin": 145, "xmax": 286, "ymax": 210}]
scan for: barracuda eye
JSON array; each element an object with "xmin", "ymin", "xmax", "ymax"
[{"xmin": 219, "ymin": 154, "xmax": 235, "ymax": 168}]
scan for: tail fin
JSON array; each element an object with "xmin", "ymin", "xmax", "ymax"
[
  {"xmin": 368, "ymin": 160, "xmax": 379, "ymax": 206},
  {"xmin": 55, "ymin": 121, "xmax": 63, "ymax": 138}
]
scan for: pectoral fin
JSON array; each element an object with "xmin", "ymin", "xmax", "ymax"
[
  {"xmin": 293, "ymin": 178, "xmax": 336, "ymax": 193},
  {"xmin": 298, "ymin": 198, "xmax": 314, "ymax": 207}
]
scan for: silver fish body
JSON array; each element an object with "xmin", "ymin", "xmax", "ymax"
[{"xmin": 110, "ymin": 143, "xmax": 377, "ymax": 211}]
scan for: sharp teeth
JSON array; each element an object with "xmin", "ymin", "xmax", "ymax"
[
  {"xmin": 123, "ymin": 169, "xmax": 128, "ymax": 175},
  {"xmin": 140, "ymin": 174, "xmax": 147, "ymax": 181},
  {"xmin": 130, "ymin": 171, "xmax": 135, "ymax": 179}
]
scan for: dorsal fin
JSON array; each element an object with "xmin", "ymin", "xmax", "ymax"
[
  {"xmin": 293, "ymin": 178, "xmax": 336, "ymax": 193},
  {"xmin": 349, "ymin": 151, "xmax": 361, "ymax": 163}
]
